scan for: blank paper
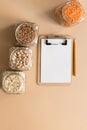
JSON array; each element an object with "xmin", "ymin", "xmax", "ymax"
[{"xmin": 40, "ymin": 38, "xmax": 73, "ymax": 84}]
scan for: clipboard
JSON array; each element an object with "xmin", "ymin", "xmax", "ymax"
[{"xmin": 38, "ymin": 35, "xmax": 76, "ymax": 85}]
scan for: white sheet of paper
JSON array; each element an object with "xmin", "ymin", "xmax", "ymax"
[{"xmin": 40, "ymin": 38, "xmax": 73, "ymax": 83}]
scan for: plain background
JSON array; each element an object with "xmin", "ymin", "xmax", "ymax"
[{"xmin": 0, "ymin": 0, "xmax": 87, "ymax": 130}]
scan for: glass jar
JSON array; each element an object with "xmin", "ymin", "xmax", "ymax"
[
  {"xmin": 2, "ymin": 71, "xmax": 25, "ymax": 94},
  {"xmin": 55, "ymin": 0, "xmax": 85, "ymax": 27},
  {"xmin": 15, "ymin": 22, "xmax": 39, "ymax": 46},
  {"xmin": 9, "ymin": 47, "xmax": 32, "ymax": 71}
]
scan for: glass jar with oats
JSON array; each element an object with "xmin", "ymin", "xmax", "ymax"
[
  {"xmin": 9, "ymin": 47, "xmax": 32, "ymax": 71},
  {"xmin": 55, "ymin": 0, "xmax": 85, "ymax": 27},
  {"xmin": 15, "ymin": 22, "xmax": 39, "ymax": 46},
  {"xmin": 2, "ymin": 71, "xmax": 25, "ymax": 94}
]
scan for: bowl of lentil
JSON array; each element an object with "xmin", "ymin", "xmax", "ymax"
[
  {"xmin": 55, "ymin": 1, "xmax": 85, "ymax": 26},
  {"xmin": 15, "ymin": 22, "xmax": 39, "ymax": 46},
  {"xmin": 62, "ymin": 1, "xmax": 84, "ymax": 25}
]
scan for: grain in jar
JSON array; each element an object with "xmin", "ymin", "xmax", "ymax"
[
  {"xmin": 9, "ymin": 47, "xmax": 32, "ymax": 71},
  {"xmin": 15, "ymin": 22, "xmax": 39, "ymax": 46},
  {"xmin": 55, "ymin": 0, "xmax": 85, "ymax": 26},
  {"xmin": 2, "ymin": 71, "xmax": 25, "ymax": 94}
]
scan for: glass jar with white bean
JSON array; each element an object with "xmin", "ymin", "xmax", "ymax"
[{"xmin": 2, "ymin": 71, "xmax": 25, "ymax": 94}]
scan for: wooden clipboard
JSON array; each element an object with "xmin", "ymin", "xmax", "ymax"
[{"xmin": 37, "ymin": 35, "xmax": 76, "ymax": 85}]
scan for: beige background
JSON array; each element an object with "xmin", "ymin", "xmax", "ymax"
[{"xmin": 0, "ymin": 0, "xmax": 87, "ymax": 130}]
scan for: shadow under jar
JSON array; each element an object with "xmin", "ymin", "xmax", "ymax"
[
  {"xmin": 55, "ymin": 0, "xmax": 85, "ymax": 27},
  {"xmin": 2, "ymin": 71, "xmax": 25, "ymax": 94},
  {"xmin": 15, "ymin": 22, "xmax": 39, "ymax": 46},
  {"xmin": 9, "ymin": 47, "xmax": 32, "ymax": 71}
]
